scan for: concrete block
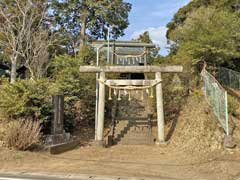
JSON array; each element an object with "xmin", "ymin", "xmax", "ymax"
[{"xmin": 48, "ymin": 140, "xmax": 79, "ymax": 154}]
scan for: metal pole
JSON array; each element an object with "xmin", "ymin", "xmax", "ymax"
[
  {"xmin": 225, "ymin": 91, "xmax": 229, "ymax": 136},
  {"xmin": 107, "ymin": 27, "xmax": 110, "ymax": 64}
]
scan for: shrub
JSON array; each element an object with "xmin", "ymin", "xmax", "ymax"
[
  {"xmin": 3, "ymin": 120, "xmax": 41, "ymax": 151},
  {"xmin": 78, "ymin": 45, "xmax": 96, "ymax": 65},
  {"xmin": 0, "ymin": 79, "xmax": 52, "ymax": 133}
]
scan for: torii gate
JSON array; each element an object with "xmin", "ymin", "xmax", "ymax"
[{"xmin": 79, "ymin": 65, "xmax": 183, "ymax": 146}]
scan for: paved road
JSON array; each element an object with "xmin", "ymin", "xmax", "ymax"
[{"xmin": 0, "ymin": 173, "xmax": 174, "ymax": 180}]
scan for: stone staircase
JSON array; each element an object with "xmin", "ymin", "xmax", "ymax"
[{"xmin": 112, "ymin": 92, "xmax": 154, "ymax": 145}]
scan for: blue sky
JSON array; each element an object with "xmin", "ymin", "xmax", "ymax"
[{"xmin": 121, "ymin": 0, "xmax": 191, "ymax": 56}]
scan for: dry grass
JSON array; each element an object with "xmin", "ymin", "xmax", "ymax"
[
  {"xmin": 170, "ymin": 93, "xmax": 224, "ymax": 153},
  {"xmin": 3, "ymin": 120, "xmax": 41, "ymax": 151}
]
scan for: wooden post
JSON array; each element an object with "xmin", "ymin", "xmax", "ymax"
[
  {"xmin": 96, "ymin": 72, "xmax": 105, "ymax": 146},
  {"xmin": 155, "ymin": 72, "xmax": 165, "ymax": 143}
]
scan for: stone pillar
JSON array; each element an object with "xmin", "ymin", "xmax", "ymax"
[
  {"xmin": 46, "ymin": 95, "xmax": 71, "ymax": 145},
  {"xmin": 52, "ymin": 95, "xmax": 64, "ymax": 135},
  {"xmin": 96, "ymin": 72, "xmax": 105, "ymax": 146},
  {"xmin": 155, "ymin": 72, "xmax": 165, "ymax": 143}
]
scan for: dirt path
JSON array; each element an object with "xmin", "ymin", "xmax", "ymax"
[{"xmin": 1, "ymin": 145, "xmax": 240, "ymax": 180}]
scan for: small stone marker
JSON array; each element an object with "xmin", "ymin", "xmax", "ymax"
[{"xmin": 44, "ymin": 95, "xmax": 79, "ymax": 154}]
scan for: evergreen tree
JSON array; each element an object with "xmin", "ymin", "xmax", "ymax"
[
  {"xmin": 166, "ymin": 0, "xmax": 240, "ymax": 68},
  {"xmin": 136, "ymin": 31, "xmax": 160, "ymax": 58},
  {"xmin": 50, "ymin": 0, "xmax": 132, "ymax": 54}
]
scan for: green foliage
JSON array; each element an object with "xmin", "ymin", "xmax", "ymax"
[
  {"xmin": 78, "ymin": 45, "xmax": 96, "ymax": 65},
  {"xmin": 166, "ymin": 0, "xmax": 240, "ymax": 73},
  {"xmin": 51, "ymin": 54, "xmax": 96, "ymax": 131},
  {"xmin": 0, "ymin": 78, "xmax": 52, "ymax": 133},
  {"xmin": 137, "ymin": 31, "xmax": 153, "ymax": 44},
  {"xmin": 168, "ymin": 7, "xmax": 240, "ymax": 68},
  {"xmin": 167, "ymin": 0, "xmax": 239, "ymax": 39},
  {"xmin": 0, "ymin": 79, "xmax": 51, "ymax": 119},
  {"xmin": 134, "ymin": 31, "xmax": 160, "ymax": 64},
  {"xmin": 50, "ymin": 0, "xmax": 132, "ymax": 53},
  {"xmin": 0, "ymin": 52, "xmax": 98, "ymax": 134}
]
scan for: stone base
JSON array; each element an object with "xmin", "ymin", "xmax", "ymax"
[
  {"xmin": 44, "ymin": 132, "xmax": 79, "ymax": 154},
  {"xmin": 47, "ymin": 140, "xmax": 79, "ymax": 154},
  {"xmin": 155, "ymin": 140, "xmax": 169, "ymax": 147},
  {"xmin": 224, "ymin": 135, "xmax": 236, "ymax": 149},
  {"xmin": 91, "ymin": 140, "xmax": 105, "ymax": 147},
  {"xmin": 44, "ymin": 132, "xmax": 71, "ymax": 145}
]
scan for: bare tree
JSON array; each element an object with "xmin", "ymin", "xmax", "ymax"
[
  {"xmin": 25, "ymin": 29, "xmax": 51, "ymax": 79},
  {"xmin": 0, "ymin": 0, "xmax": 51, "ymax": 83}
]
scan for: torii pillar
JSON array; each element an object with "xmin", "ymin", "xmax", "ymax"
[
  {"xmin": 155, "ymin": 72, "xmax": 165, "ymax": 143},
  {"xmin": 96, "ymin": 72, "xmax": 105, "ymax": 146}
]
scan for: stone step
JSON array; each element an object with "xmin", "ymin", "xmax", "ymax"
[
  {"xmin": 112, "ymin": 90, "xmax": 152, "ymax": 145},
  {"xmin": 114, "ymin": 127, "xmax": 150, "ymax": 136},
  {"xmin": 117, "ymin": 137, "xmax": 153, "ymax": 141},
  {"xmin": 114, "ymin": 129, "xmax": 150, "ymax": 136},
  {"xmin": 117, "ymin": 138, "xmax": 154, "ymax": 145},
  {"xmin": 117, "ymin": 136, "xmax": 151, "ymax": 141},
  {"xmin": 114, "ymin": 129, "xmax": 152, "ymax": 141},
  {"xmin": 115, "ymin": 123, "xmax": 150, "ymax": 129},
  {"xmin": 118, "ymin": 142, "xmax": 153, "ymax": 145},
  {"xmin": 115, "ymin": 123, "xmax": 149, "ymax": 130},
  {"xmin": 114, "ymin": 131, "xmax": 150, "ymax": 137},
  {"xmin": 115, "ymin": 120, "xmax": 150, "ymax": 125}
]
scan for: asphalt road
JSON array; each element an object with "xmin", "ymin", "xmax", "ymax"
[
  {"xmin": 0, "ymin": 173, "xmax": 173, "ymax": 180},
  {"xmin": 0, "ymin": 174, "xmax": 66, "ymax": 180}
]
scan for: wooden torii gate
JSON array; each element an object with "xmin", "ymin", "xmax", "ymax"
[{"xmin": 79, "ymin": 65, "xmax": 183, "ymax": 146}]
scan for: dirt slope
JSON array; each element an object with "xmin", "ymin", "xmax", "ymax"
[{"xmin": 169, "ymin": 94, "xmax": 224, "ymax": 153}]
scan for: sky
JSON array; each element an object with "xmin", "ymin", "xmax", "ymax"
[{"xmin": 121, "ymin": 0, "xmax": 191, "ymax": 56}]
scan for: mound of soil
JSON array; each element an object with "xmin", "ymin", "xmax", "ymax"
[{"xmin": 169, "ymin": 94, "xmax": 224, "ymax": 153}]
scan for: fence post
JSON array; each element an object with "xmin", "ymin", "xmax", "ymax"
[
  {"xmin": 225, "ymin": 91, "xmax": 229, "ymax": 136},
  {"xmin": 229, "ymin": 70, "xmax": 231, "ymax": 88}
]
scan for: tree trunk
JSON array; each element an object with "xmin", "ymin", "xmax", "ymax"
[
  {"xmin": 79, "ymin": 15, "xmax": 87, "ymax": 54},
  {"xmin": 10, "ymin": 56, "xmax": 17, "ymax": 84}
]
